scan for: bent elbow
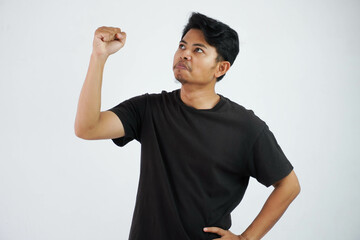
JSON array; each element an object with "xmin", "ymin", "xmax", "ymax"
[
  {"xmin": 74, "ymin": 126, "xmax": 86, "ymax": 139},
  {"xmin": 290, "ymin": 176, "xmax": 301, "ymax": 201},
  {"xmin": 74, "ymin": 124, "xmax": 92, "ymax": 140},
  {"xmin": 294, "ymin": 179, "xmax": 301, "ymax": 197}
]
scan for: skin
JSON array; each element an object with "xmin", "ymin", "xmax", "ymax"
[
  {"xmin": 74, "ymin": 27, "xmax": 127, "ymax": 140},
  {"xmin": 173, "ymin": 29, "xmax": 230, "ymax": 110},
  {"xmin": 75, "ymin": 26, "xmax": 301, "ymax": 240}
]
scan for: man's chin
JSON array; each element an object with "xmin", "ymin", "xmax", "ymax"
[{"xmin": 174, "ymin": 74, "xmax": 187, "ymax": 84}]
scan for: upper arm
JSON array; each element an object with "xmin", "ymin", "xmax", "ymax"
[{"xmin": 77, "ymin": 111, "xmax": 125, "ymax": 140}]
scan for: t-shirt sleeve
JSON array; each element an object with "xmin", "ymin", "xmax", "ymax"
[
  {"xmin": 249, "ymin": 124, "xmax": 294, "ymax": 187},
  {"xmin": 106, "ymin": 93, "xmax": 148, "ymax": 147}
]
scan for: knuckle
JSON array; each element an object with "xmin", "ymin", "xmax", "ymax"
[
  {"xmin": 95, "ymin": 26, "xmax": 106, "ymax": 33},
  {"xmin": 97, "ymin": 26, "xmax": 105, "ymax": 31},
  {"xmin": 95, "ymin": 26, "xmax": 122, "ymax": 35}
]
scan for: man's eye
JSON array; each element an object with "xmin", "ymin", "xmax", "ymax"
[
  {"xmin": 195, "ymin": 48, "xmax": 204, "ymax": 53},
  {"xmin": 179, "ymin": 44, "xmax": 185, "ymax": 50}
]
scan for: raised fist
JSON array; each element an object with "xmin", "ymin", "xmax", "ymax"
[{"xmin": 92, "ymin": 26, "xmax": 127, "ymax": 58}]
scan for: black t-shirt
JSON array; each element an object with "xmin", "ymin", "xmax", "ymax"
[{"xmin": 108, "ymin": 89, "xmax": 293, "ymax": 240}]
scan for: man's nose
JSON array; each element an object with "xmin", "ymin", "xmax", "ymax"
[{"xmin": 181, "ymin": 50, "xmax": 192, "ymax": 61}]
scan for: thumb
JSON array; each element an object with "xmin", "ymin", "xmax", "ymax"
[
  {"xmin": 115, "ymin": 32, "xmax": 126, "ymax": 41},
  {"xmin": 203, "ymin": 227, "xmax": 228, "ymax": 236}
]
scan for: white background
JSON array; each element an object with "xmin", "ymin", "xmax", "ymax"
[{"xmin": 0, "ymin": 0, "xmax": 359, "ymax": 239}]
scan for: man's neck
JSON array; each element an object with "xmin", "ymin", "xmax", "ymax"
[{"xmin": 180, "ymin": 83, "xmax": 220, "ymax": 110}]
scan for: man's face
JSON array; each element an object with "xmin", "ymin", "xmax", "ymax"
[{"xmin": 173, "ymin": 29, "xmax": 220, "ymax": 85}]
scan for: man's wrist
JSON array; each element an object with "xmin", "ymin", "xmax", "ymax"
[{"xmin": 91, "ymin": 51, "xmax": 109, "ymax": 62}]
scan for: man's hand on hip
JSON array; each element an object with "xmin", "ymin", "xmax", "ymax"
[{"xmin": 203, "ymin": 227, "xmax": 247, "ymax": 240}]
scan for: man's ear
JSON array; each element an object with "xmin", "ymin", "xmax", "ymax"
[{"xmin": 215, "ymin": 61, "xmax": 231, "ymax": 78}]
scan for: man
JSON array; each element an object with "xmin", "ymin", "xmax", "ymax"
[{"xmin": 75, "ymin": 12, "xmax": 300, "ymax": 240}]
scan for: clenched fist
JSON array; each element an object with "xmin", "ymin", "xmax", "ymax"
[{"xmin": 92, "ymin": 26, "xmax": 127, "ymax": 58}]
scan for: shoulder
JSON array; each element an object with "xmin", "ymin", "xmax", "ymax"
[{"xmin": 221, "ymin": 95, "xmax": 267, "ymax": 132}]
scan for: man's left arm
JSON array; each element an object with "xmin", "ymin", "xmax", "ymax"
[{"xmin": 204, "ymin": 170, "xmax": 301, "ymax": 240}]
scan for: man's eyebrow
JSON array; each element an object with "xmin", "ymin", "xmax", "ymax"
[{"xmin": 180, "ymin": 40, "xmax": 207, "ymax": 49}]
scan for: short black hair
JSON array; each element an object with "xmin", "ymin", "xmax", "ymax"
[{"xmin": 182, "ymin": 12, "xmax": 239, "ymax": 81}]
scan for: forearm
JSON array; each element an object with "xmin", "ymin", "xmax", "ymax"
[
  {"xmin": 240, "ymin": 173, "xmax": 300, "ymax": 240},
  {"xmin": 75, "ymin": 53, "xmax": 107, "ymax": 135}
]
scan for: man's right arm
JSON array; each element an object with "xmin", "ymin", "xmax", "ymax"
[{"xmin": 74, "ymin": 27, "xmax": 127, "ymax": 140}]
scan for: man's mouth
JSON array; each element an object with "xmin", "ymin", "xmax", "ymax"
[{"xmin": 174, "ymin": 61, "xmax": 190, "ymax": 71}]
